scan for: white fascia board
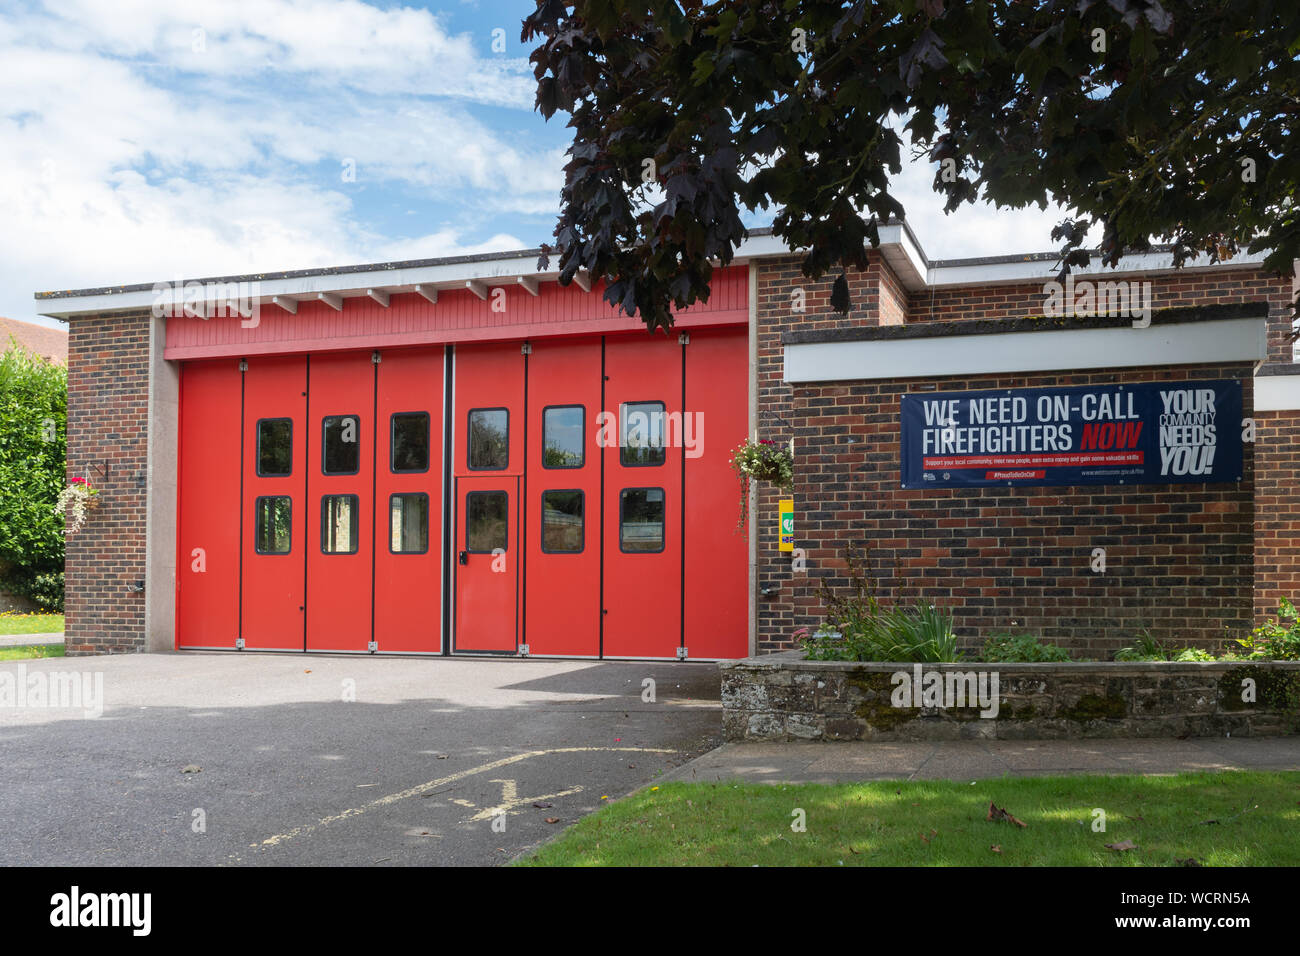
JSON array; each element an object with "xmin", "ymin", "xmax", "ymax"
[
  {"xmin": 1255, "ymin": 373, "xmax": 1300, "ymax": 411},
  {"xmin": 784, "ymin": 317, "xmax": 1268, "ymax": 384},
  {"xmin": 37, "ymin": 252, "xmax": 560, "ymax": 319},
  {"xmin": 927, "ymin": 250, "xmax": 1269, "ymax": 288}
]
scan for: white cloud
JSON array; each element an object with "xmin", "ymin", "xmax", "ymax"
[{"xmin": 0, "ymin": 1, "xmax": 563, "ymax": 321}]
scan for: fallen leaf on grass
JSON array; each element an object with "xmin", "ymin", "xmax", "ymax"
[
  {"xmin": 987, "ymin": 803, "xmax": 1027, "ymax": 827},
  {"xmin": 990, "ymin": 845, "xmax": 1002, "ymax": 854},
  {"xmin": 1104, "ymin": 840, "xmax": 1138, "ymax": 852}
]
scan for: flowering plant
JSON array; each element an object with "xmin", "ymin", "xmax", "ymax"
[
  {"xmin": 54, "ymin": 476, "xmax": 100, "ymax": 534},
  {"xmin": 729, "ymin": 438, "xmax": 793, "ymax": 530}
]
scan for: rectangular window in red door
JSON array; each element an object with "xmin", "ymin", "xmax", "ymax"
[
  {"xmin": 177, "ymin": 359, "xmax": 242, "ymax": 649},
  {"xmin": 525, "ymin": 337, "xmax": 601, "ymax": 657},
  {"xmin": 602, "ymin": 333, "xmax": 683, "ymax": 659},
  {"xmin": 305, "ymin": 351, "xmax": 375, "ymax": 652},
  {"xmin": 373, "ymin": 346, "xmax": 444, "ymax": 653},
  {"xmin": 240, "ymin": 354, "xmax": 307, "ymax": 651}
]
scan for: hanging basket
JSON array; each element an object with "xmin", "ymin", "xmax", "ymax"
[
  {"xmin": 54, "ymin": 477, "xmax": 101, "ymax": 535},
  {"xmin": 729, "ymin": 438, "xmax": 794, "ymax": 531}
]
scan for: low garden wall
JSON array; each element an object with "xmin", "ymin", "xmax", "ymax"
[{"xmin": 721, "ymin": 651, "xmax": 1300, "ymax": 741}]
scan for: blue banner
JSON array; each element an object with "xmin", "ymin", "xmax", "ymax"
[{"xmin": 899, "ymin": 380, "xmax": 1243, "ymax": 488}]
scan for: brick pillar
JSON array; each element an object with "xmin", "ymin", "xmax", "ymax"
[
  {"xmin": 65, "ymin": 311, "xmax": 151, "ymax": 655},
  {"xmin": 1253, "ymin": 408, "xmax": 1300, "ymax": 620}
]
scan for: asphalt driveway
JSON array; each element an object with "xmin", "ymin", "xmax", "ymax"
[{"xmin": 0, "ymin": 653, "xmax": 721, "ymax": 866}]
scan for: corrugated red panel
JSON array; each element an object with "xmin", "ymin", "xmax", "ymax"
[{"xmin": 164, "ymin": 266, "xmax": 748, "ymax": 359}]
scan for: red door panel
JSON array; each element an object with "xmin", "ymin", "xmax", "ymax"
[
  {"xmin": 305, "ymin": 351, "xmax": 374, "ymax": 652},
  {"xmin": 454, "ymin": 477, "xmax": 519, "ymax": 651},
  {"xmin": 452, "ymin": 342, "xmax": 524, "ymax": 653},
  {"xmin": 684, "ymin": 327, "xmax": 749, "ymax": 658},
  {"xmin": 177, "ymin": 359, "xmax": 242, "ymax": 649},
  {"xmin": 241, "ymin": 355, "xmax": 307, "ymax": 651},
  {"xmin": 374, "ymin": 347, "xmax": 445, "ymax": 653},
  {"xmin": 602, "ymin": 333, "xmax": 683, "ymax": 659},
  {"xmin": 524, "ymin": 338, "xmax": 601, "ymax": 656}
]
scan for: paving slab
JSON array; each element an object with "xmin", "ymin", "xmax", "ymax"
[
  {"xmin": 0, "ymin": 632, "xmax": 63, "ymax": 647},
  {"xmin": 660, "ymin": 737, "xmax": 1300, "ymax": 785}
]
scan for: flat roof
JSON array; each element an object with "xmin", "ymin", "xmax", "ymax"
[{"xmin": 33, "ymin": 218, "xmax": 1273, "ymax": 318}]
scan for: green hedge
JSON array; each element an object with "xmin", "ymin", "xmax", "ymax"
[{"xmin": 0, "ymin": 338, "xmax": 66, "ymax": 610}]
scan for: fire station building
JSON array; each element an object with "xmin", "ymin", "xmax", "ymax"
[{"xmin": 36, "ymin": 222, "xmax": 1300, "ymax": 660}]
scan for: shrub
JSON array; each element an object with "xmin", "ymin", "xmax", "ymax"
[
  {"xmin": 1115, "ymin": 629, "xmax": 1167, "ymax": 661},
  {"xmin": 0, "ymin": 339, "xmax": 66, "ymax": 611},
  {"xmin": 980, "ymin": 632, "xmax": 1073, "ymax": 663},
  {"xmin": 803, "ymin": 548, "xmax": 962, "ymax": 662},
  {"xmin": 1236, "ymin": 599, "xmax": 1300, "ymax": 661},
  {"xmin": 1115, "ymin": 629, "xmax": 1220, "ymax": 662}
]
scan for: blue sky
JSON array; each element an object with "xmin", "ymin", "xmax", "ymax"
[{"xmin": 2, "ymin": 0, "xmax": 1071, "ymax": 329}]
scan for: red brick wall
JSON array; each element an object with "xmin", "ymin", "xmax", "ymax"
[
  {"xmin": 786, "ymin": 365, "xmax": 1254, "ymax": 658},
  {"xmin": 909, "ymin": 269, "xmax": 1292, "ymax": 360},
  {"xmin": 754, "ymin": 254, "xmax": 1289, "ymax": 656},
  {"xmin": 1254, "ymin": 409, "xmax": 1300, "ymax": 620},
  {"xmin": 64, "ymin": 311, "xmax": 150, "ymax": 655}
]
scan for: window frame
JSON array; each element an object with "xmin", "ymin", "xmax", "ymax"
[
  {"xmin": 466, "ymin": 407, "xmax": 510, "ymax": 472},
  {"xmin": 618, "ymin": 400, "xmax": 667, "ymax": 467},
  {"xmin": 255, "ymin": 417, "xmax": 294, "ymax": 478},
  {"xmin": 388, "ymin": 492, "xmax": 430, "ymax": 555},
  {"xmin": 465, "ymin": 489, "xmax": 509, "ymax": 554},
  {"xmin": 321, "ymin": 413, "xmax": 362, "ymax": 476},
  {"xmin": 319, "ymin": 493, "xmax": 360, "ymax": 555},
  {"xmin": 541, "ymin": 404, "xmax": 585, "ymax": 470},
  {"xmin": 539, "ymin": 489, "xmax": 585, "ymax": 554},
  {"xmin": 253, "ymin": 495, "xmax": 293, "ymax": 556},
  {"xmin": 389, "ymin": 411, "xmax": 431, "ymax": 474},
  {"xmin": 618, "ymin": 486, "xmax": 666, "ymax": 554}
]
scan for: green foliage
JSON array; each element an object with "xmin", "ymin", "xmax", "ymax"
[
  {"xmin": 1115, "ymin": 629, "xmax": 1168, "ymax": 661},
  {"xmin": 802, "ymin": 548, "xmax": 961, "ymax": 662},
  {"xmin": 0, "ymin": 339, "xmax": 66, "ymax": 610},
  {"xmin": 980, "ymin": 632, "xmax": 1073, "ymax": 663},
  {"xmin": 524, "ymin": 1, "xmax": 1300, "ymax": 332},
  {"xmin": 1115, "ymin": 629, "xmax": 1218, "ymax": 662},
  {"xmin": 1236, "ymin": 599, "xmax": 1300, "ymax": 661}
]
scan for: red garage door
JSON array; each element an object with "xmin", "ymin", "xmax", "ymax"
[{"xmin": 176, "ymin": 331, "xmax": 747, "ymax": 659}]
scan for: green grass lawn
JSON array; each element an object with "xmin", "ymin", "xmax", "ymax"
[
  {"xmin": 0, "ymin": 612, "xmax": 64, "ymax": 635},
  {"xmin": 517, "ymin": 771, "xmax": 1300, "ymax": 866},
  {"xmin": 0, "ymin": 643, "xmax": 65, "ymax": 660}
]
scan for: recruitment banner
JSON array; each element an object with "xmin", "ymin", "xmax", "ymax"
[{"xmin": 899, "ymin": 379, "xmax": 1243, "ymax": 489}]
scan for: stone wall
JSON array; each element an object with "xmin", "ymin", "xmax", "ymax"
[{"xmin": 722, "ymin": 652, "xmax": 1300, "ymax": 741}]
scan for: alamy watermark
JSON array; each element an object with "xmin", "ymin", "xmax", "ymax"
[
  {"xmin": 890, "ymin": 664, "xmax": 1000, "ymax": 718},
  {"xmin": 152, "ymin": 277, "xmax": 262, "ymax": 328},
  {"xmin": 1042, "ymin": 274, "xmax": 1153, "ymax": 327},
  {"xmin": 0, "ymin": 664, "xmax": 103, "ymax": 719}
]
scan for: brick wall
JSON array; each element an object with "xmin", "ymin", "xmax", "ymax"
[
  {"xmin": 64, "ymin": 311, "xmax": 151, "ymax": 655},
  {"xmin": 1254, "ymin": 408, "xmax": 1300, "ymax": 621},
  {"xmin": 754, "ymin": 254, "xmax": 1291, "ymax": 657},
  {"xmin": 788, "ymin": 364, "xmax": 1254, "ymax": 658}
]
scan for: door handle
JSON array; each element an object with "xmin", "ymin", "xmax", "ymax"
[{"xmin": 458, "ymin": 550, "xmax": 468, "ymax": 565}]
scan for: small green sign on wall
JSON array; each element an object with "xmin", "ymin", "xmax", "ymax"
[{"xmin": 778, "ymin": 498, "xmax": 794, "ymax": 552}]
